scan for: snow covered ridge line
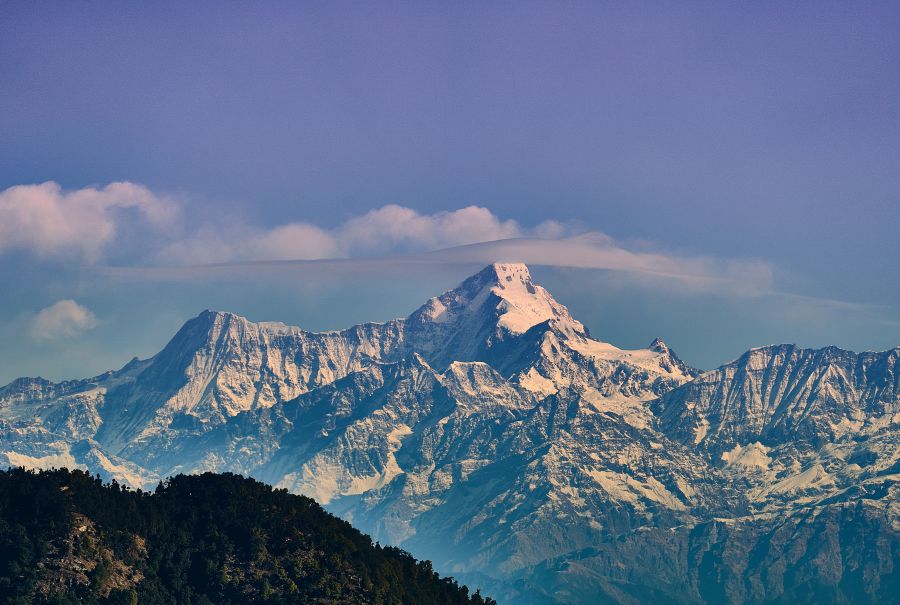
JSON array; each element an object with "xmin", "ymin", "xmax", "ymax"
[
  {"xmin": 0, "ymin": 262, "xmax": 897, "ymax": 605},
  {"xmin": 0, "ymin": 262, "xmax": 695, "ymax": 417}
]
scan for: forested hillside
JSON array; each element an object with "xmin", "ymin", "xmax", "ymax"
[{"xmin": 0, "ymin": 468, "xmax": 495, "ymax": 605}]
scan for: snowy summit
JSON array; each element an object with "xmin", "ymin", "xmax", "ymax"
[{"xmin": 0, "ymin": 263, "xmax": 896, "ymax": 605}]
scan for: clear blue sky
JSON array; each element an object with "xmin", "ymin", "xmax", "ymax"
[{"xmin": 0, "ymin": 1, "xmax": 898, "ymax": 381}]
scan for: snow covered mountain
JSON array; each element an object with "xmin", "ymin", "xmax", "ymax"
[{"xmin": 1, "ymin": 263, "xmax": 897, "ymax": 604}]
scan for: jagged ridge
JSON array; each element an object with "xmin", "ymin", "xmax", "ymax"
[{"xmin": 0, "ymin": 263, "xmax": 896, "ymax": 605}]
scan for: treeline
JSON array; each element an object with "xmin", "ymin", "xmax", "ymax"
[{"xmin": 0, "ymin": 468, "xmax": 496, "ymax": 605}]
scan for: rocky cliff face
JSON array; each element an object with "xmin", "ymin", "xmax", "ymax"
[
  {"xmin": 1, "ymin": 263, "xmax": 896, "ymax": 604},
  {"xmin": 655, "ymin": 344, "xmax": 899, "ymax": 453}
]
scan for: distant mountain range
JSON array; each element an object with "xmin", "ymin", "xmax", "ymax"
[{"xmin": 1, "ymin": 263, "xmax": 897, "ymax": 604}]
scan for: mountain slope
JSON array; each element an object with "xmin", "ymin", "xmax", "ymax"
[
  {"xmin": 0, "ymin": 263, "xmax": 897, "ymax": 604},
  {"xmin": 0, "ymin": 467, "xmax": 496, "ymax": 605},
  {"xmin": 655, "ymin": 344, "xmax": 899, "ymax": 453}
]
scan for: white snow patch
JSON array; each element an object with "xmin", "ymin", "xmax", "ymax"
[
  {"xmin": 282, "ymin": 423, "xmax": 413, "ymax": 504},
  {"xmin": 489, "ymin": 263, "xmax": 585, "ymax": 336},
  {"xmin": 586, "ymin": 469, "xmax": 686, "ymax": 510},
  {"xmin": 675, "ymin": 477, "xmax": 696, "ymax": 501},
  {"xmin": 693, "ymin": 417, "xmax": 710, "ymax": 444},
  {"xmin": 829, "ymin": 416, "xmax": 864, "ymax": 439},
  {"xmin": 89, "ymin": 449, "xmax": 151, "ymax": 490},
  {"xmin": 4, "ymin": 449, "xmax": 79, "ymax": 470},
  {"xmin": 721, "ymin": 442, "xmax": 771, "ymax": 470},
  {"xmin": 580, "ymin": 388, "xmax": 652, "ymax": 429},
  {"xmin": 568, "ymin": 338, "xmax": 690, "ymax": 382},
  {"xmin": 420, "ymin": 298, "xmax": 453, "ymax": 323},
  {"xmin": 517, "ymin": 368, "xmax": 558, "ymax": 396},
  {"xmin": 762, "ymin": 464, "xmax": 834, "ymax": 497}
]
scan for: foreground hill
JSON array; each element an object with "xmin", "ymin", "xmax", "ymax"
[
  {"xmin": 0, "ymin": 263, "xmax": 897, "ymax": 603},
  {"xmin": 0, "ymin": 468, "xmax": 495, "ymax": 605}
]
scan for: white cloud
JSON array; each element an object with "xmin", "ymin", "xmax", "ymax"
[
  {"xmin": 253, "ymin": 223, "xmax": 341, "ymax": 260},
  {"xmin": 0, "ymin": 180, "xmax": 774, "ymax": 297},
  {"xmin": 30, "ymin": 300, "xmax": 98, "ymax": 341},
  {"xmin": 158, "ymin": 204, "xmax": 578, "ymax": 265},
  {"xmin": 156, "ymin": 223, "xmax": 341, "ymax": 265},
  {"xmin": 0, "ymin": 181, "xmax": 177, "ymax": 262},
  {"xmin": 336, "ymin": 204, "xmax": 523, "ymax": 255}
]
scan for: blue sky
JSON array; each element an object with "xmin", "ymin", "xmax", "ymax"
[{"xmin": 0, "ymin": 2, "xmax": 898, "ymax": 382}]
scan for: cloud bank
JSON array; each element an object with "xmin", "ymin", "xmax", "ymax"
[
  {"xmin": 157, "ymin": 204, "xmax": 572, "ymax": 264},
  {"xmin": 0, "ymin": 182, "xmax": 177, "ymax": 263},
  {"xmin": 30, "ymin": 300, "xmax": 98, "ymax": 341},
  {"xmin": 0, "ymin": 181, "xmax": 773, "ymax": 295}
]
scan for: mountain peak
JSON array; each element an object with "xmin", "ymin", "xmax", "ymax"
[
  {"xmin": 193, "ymin": 309, "xmax": 244, "ymax": 325},
  {"xmin": 486, "ymin": 262, "xmax": 533, "ymax": 283},
  {"xmin": 648, "ymin": 337, "xmax": 669, "ymax": 353},
  {"xmin": 457, "ymin": 262, "xmax": 534, "ymax": 294},
  {"xmin": 445, "ymin": 263, "xmax": 584, "ymax": 336},
  {"xmin": 476, "ymin": 263, "xmax": 539, "ymax": 302}
]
